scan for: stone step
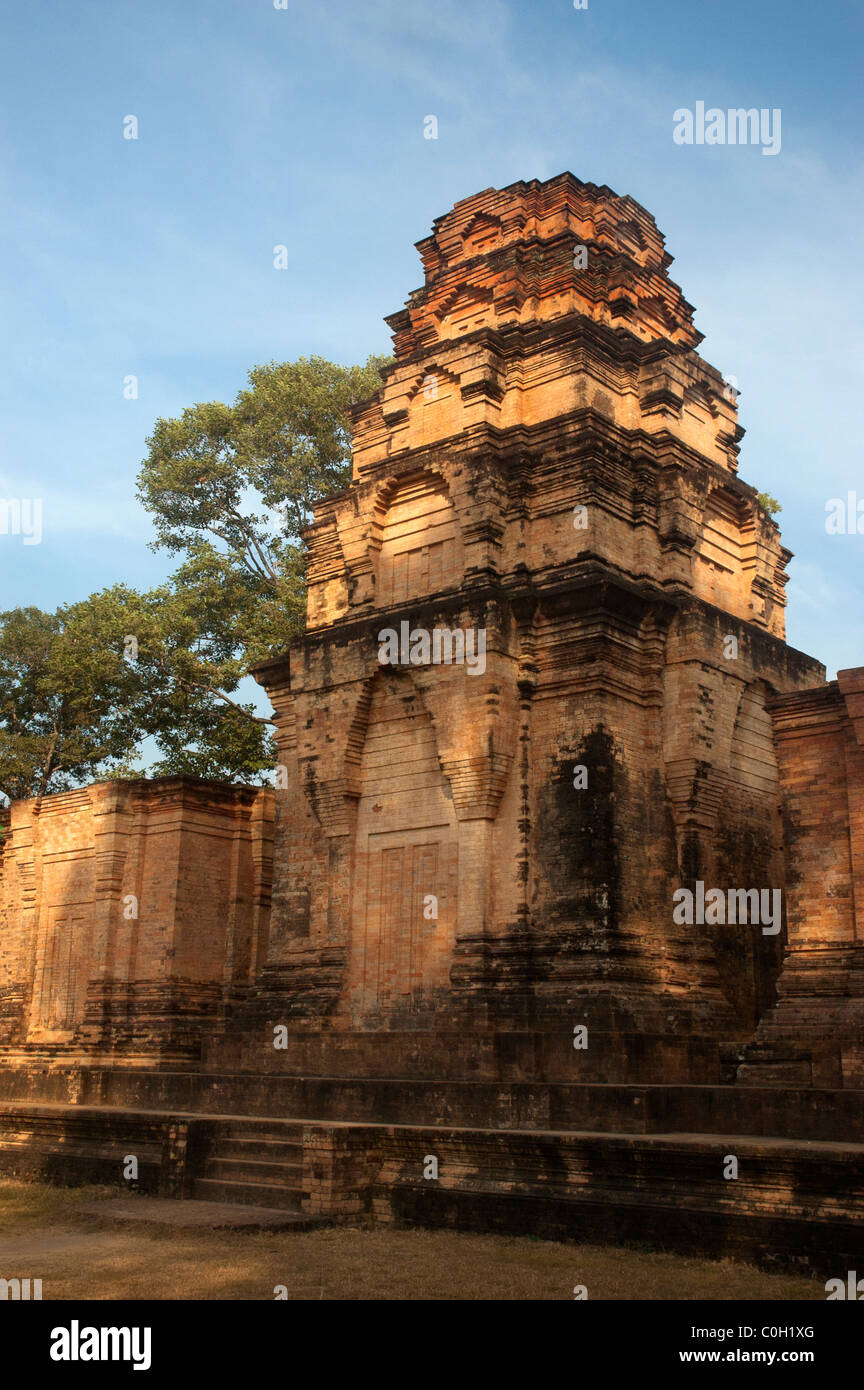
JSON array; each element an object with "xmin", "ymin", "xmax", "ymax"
[
  {"xmin": 204, "ymin": 1029, "xmax": 726, "ymax": 1086},
  {"xmin": 192, "ymin": 1177, "xmax": 305, "ymax": 1211},
  {"xmin": 84, "ymin": 1070, "xmax": 864, "ymax": 1142},
  {"xmin": 204, "ymin": 1157, "xmax": 302, "ymax": 1185},
  {"xmin": 77, "ymin": 1197, "xmax": 323, "ymax": 1231},
  {"xmin": 386, "ymin": 1182, "xmax": 862, "ymax": 1273},
  {"xmin": 376, "ymin": 1125, "xmax": 864, "ymax": 1197},
  {"xmin": 220, "ymin": 1119, "xmax": 306, "ymax": 1141},
  {"xmin": 215, "ymin": 1136, "xmax": 303, "ymax": 1161},
  {"xmin": 371, "ymin": 1126, "xmax": 864, "ymax": 1271}
]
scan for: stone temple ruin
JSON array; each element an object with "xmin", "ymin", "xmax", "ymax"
[{"xmin": 1, "ymin": 173, "xmax": 862, "ymax": 1268}]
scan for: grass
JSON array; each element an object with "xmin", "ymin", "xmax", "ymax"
[{"xmin": 0, "ymin": 1179, "xmax": 825, "ymax": 1301}]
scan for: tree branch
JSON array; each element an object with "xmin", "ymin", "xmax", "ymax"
[
  {"xmin": 208, "ymin": 684, "xmax": 277, "ymax": 727},
  {"xmin": 172, "ymin": 671, "xmax": 277, "ymax": 726}
]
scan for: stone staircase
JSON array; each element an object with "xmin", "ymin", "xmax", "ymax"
[
  {"xmin": 192, "ymin": 1121, "xmax": 305, "ymax": 1211},
  {"xmin": 1, "ymin": 1031, "xmax": 863, "ymax": 1271}
]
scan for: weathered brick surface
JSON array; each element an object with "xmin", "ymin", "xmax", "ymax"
[
  {"xmin": 0, "ymin": 778, "xmax": 273, "ymax": 1060},
  {"xmin": 0, "ymin": 170, "xmax": 862, "ymax": 1274},
  {"xmin": 740, "ymin": 669, "xmax": 864, "ymax": 1085},
  {"xmin": 1, "ymin": 1101, "xmax": 860, "ymax": 1272},
  {"xmin": 4, "ymin": 1063, "xmax": 862, "ymax": 1141},
  {"xmin": 3, "ymin": 173, "xmax": 849, "ymax": 1066},
  {"xmin": 243, "ymin": 172, "xmax": 825, "ymax": 1041}
]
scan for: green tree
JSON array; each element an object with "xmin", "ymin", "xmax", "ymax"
[
  {"xmin": 134, "ymin": 353, "xmax": 389, "ymax": 776},
  {"xmin": 137, "ymin": 354, "xmax": 389, "ymax": 664},
  {"xmin": 1, "ymin": 355, "xmax": 389, "ymax": 799},
  {"xmin": 0, "ymin": 590, "xmax": 152, "ymax": 801},
  {"xmin": 0, "ymin": 583, "xmax": 279, "ymax": 801},
  {"xmin": 126, "ymin": 573, "xmax": 278, "ymax": 782}
]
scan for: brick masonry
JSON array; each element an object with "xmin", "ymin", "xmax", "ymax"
[
  {"xmin": 740, "ymin": 670, "xmax": 864, "ymax": 1085},
  {"xmin": 0, "ymin": 172, "xmax": 860, "ymax": 1077},
  {"xmin": 0, "ymin": 173, "xmax": 862, "ymax": 1263},
  {"xmin": 240, "ymin": 171, "xmax": 830, "ymax": 1042},
  {"xmin": 0, "ymin": 778, "xmax": 273, "ymax": 1061}
]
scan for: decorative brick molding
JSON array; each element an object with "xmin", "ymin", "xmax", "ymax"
[{"xmin": 0, "ymin": 779, "xmax": 273, "ymax": 1061}]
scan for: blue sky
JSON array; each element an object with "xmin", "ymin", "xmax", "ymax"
[{"xmin": 1, "ymin": 0, "xmax": 862, "ymax": 679}]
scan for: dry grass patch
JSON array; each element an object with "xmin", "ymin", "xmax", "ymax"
[{"xmin": 0, "ymin": 1180, "xmax": 824, "ymax": 1301}]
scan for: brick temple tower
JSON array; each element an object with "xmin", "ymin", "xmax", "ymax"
[
  {"xmin": 2, "ymin": 175, "xmax": 862, "ymax": 1263},
  {"xmin": 250, "ymin": 172, "xmax": 824, "ymax": 1041}
]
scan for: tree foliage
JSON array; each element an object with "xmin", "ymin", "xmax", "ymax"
[
  {"xmin": 1, "ymin": 354, "xmax": 389, "ymax": 800},
  {"xmin": 137, "ymin": 354, "xmax": 388, "ymax": 662},
  {"xmin": 756, "ymin": 491, "xmax": 782, "ymax": 517},
  {"xmin": 0, "ymin": 590, "xmax": 151, "ymax": 801}
]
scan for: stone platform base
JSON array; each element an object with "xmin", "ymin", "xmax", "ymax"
[
  {"xmin": 1, "ymin": 1097, "xmax": 862, "ymax": 1274},
  {"xmin": 203, "ymin": 1029, "xmax": 729, "ymax": 1085},
  {"xmin": 1, "ymin": 1024, "xmax": 861, "ymax": 1273},
  {"xmin": 1, "ymin": 1063, "xmax": 863, "ymax": 1140},
  {"xmin": 77, "ymin": 1196, "xmax": 323, "ymax": 1231}
]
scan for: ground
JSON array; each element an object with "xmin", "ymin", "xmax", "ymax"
[{"xmin": 0, "ymin": 1180, "xmax": 824, "ymax": 1300}]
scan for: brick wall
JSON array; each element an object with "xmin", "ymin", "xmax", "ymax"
[
  {"xmin": 740, "ymin": 668, "xmax": 864, "ymax": 1085},
  {"xmin": 243, "ymin": 173, "xmax": 826, "ymax": 1040},
  {"xmin": 0, "ymin": 778, "xmax": 273, "ymax": 1061}
]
